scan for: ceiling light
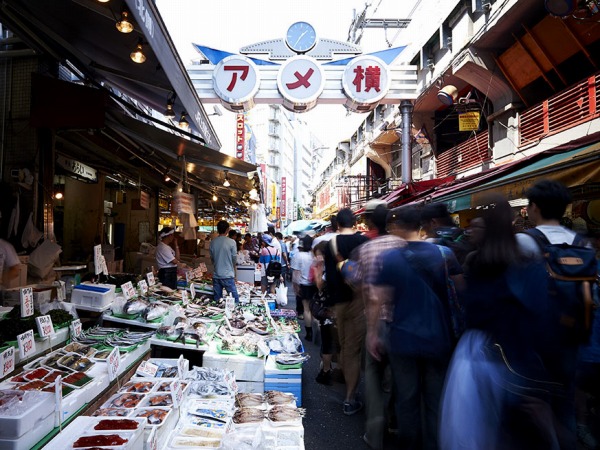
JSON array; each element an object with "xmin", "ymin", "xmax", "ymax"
[
  {"xmin": 223, "ymin": 171, "xmax": 230, "ymax": 187},
  {"xmin": 212, "ymin": 194, "xmax": 218, "ymax": 201},
  {"xmin": 130, "ymin": 39, "xmax": 146, "ymax": 64},
  {"xmin": 164, "ymin": 171, "xmax": 171, "ymax": 182},
  {"xmin": 179, "ymin": 111, "xmax": 190, "ymax": 131},
  {"xmin": 164, "ymin": 102, "xmax": 175, "ymax": 119},
  {"xmin": 54, "ymin": 191, "xmax": 64, "ymax": 200},
  {"xmin": 97, "ymin": 0, "xmax": 110, "ymax": 3},
  {"xmin": 116, "ymin": 10, "xmax": 134, "ymax": 33}
]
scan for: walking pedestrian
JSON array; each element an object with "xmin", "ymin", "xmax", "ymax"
[{"xmin": 291, "ymin": 234, "xmax": 316, "ymax": 342}]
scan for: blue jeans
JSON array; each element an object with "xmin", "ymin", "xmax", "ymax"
[
  {"xmin": 389, "ymin": 354, "xmax": 449, "ymax": 450},
  {"xmin": 213, "ymin": 277, "xmax": 239, "ymax": 302}
]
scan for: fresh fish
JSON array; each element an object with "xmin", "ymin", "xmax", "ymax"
[
  {"xmin": 124, "ymin": 298, "xmax": 149, "ymax": 315},
  {"xmin": 156, "ymin": 326, "xmax": 182, "ymax": 341},
  {"xmin": 143, "ymin": 302, "xmax": 169, "ymax": 321},
  {"xmin": 173, "ymin": 316, "xmax": 187, "ymax": 329}
]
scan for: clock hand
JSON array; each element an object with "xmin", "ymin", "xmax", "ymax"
[{"xmin": 294, "ymin": 30, "xmax": 309, "ymax": 46}]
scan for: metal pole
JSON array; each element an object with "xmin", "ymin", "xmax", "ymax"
[{"xmin": 400, "ymin": 100, "xmax": 414, "ymax": 184}]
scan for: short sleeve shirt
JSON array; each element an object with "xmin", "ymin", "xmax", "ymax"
[
  {"xmin": 210, "ymin": 236, "xmax": 237, "ymax": 279},
  {"xmin": 155, "ymin": 241, "xmax": 176, "ymax": 269},
  {"xmin": 291, "ymin": 251, "xmax": 314, "ymax": 285}
]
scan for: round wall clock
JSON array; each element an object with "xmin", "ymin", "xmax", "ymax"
[{"xmin": 285, "ymin": 22, "xmax": 317, "ymax": 53}]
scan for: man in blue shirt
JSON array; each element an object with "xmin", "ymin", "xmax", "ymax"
[{"xmin": 209, "ymin": 220, "xmax": 239, "ymax": 302}]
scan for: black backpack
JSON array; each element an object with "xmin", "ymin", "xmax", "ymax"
[
  {"xmin": 265, "ymin": 247, "xmax": 282, "ymax": 278},
  {"xmin": 526, "ymin": 228, "xmax": 597, "ymax": 345}
]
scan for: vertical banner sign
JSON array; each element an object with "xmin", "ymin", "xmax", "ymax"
[
  {"xmin": 177, "ymin": 354, "xmax": 186, "ymax": 379},
  {"xmin": 17, "ymin": 329, "xmax": 36, "ymax": 359},
  {"xmin": 181, "ymin": 289, "xmax": 189, "ymax": 306},
  {"xmin": 235, "ymin": 114, "xmax": 246, "ymax": 160},
  {"xmin": 107, "ymin": 346, "xmax": 120, "ymax": 381},
  {"xmin": 136, "ymin": 360, "xmax": 159, "ymax": 378},
  {"xmin": 70, "ymin": 319, "xmax": 82, "ymax": 339},
  {"xmin": 281, "ymin": 177, "xmax": 287, "ymax": 220},
  {"xmin": 147, "ymin": 272, "xmax": 156, "ymax": 286},
  {"xmin": 189, "ymin": 283, "xmax": 196, "ymax": 299},
  {"xmin": 0, "ymin": 346, "xmax": 15, "ymax": 377},
  {"xmin": 36, "ymin": 315, "xmax": 55, "ymax": 338},
  {"xmin": 170, "ymin": 379, "xmax": 184, "ymax": 408},
  {"xmin": 148, "ymin": 426, "xmax": 158, "ymax": 450},
  {"xmin": 20, "ymin": 287, "xmax": 34, "ymax": 318},
  {"xmin": 121, "ymin": 282, "xmax": 136, "ymax": 300},
  {"xmin": 138, "ymin": 280, "xmax": 148, "ymax": 295},
  {"xmin": 93, "ymin": 244, "xmax": 103, "ymax": 275},
  {"xmin": 55, "ymin": 375, "xmax": 63, "ymax": 429}
]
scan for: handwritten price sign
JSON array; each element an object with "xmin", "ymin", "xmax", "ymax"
[
  {"xmin": 189, "ymin": 283, "xmax": 196, "ymax": 299},
  {"xmin": 177, "ymin": 354, "xmax": 186, "ymax": 379},
  {"xmin": 136, "ymin": 360, "xmax": 159, "ymax": 378},
  {"xmin": 181, "ymin": 289, "xmax": 189, "ymax": 306},
  {"xmin": 138, "ymin": 280, "xmax": 148, "ymax": 295},
  {"xmin": 17, "ymin": 329, "xmax": 36, "ymax": 359},
  {"xmin": 0, "ymin": 346, "xmax": 15, "ymax": 377},
  {"xmin": 147, "ymin": 272, "xmax": 156, "ymax": 286},
  {"xmin": 35, "ymin": 315, "xmax": 55, "ymax": 339},
  {"xmin": 70, "ymin": 319, "xmax": 82, "ymax": 339},
  {"xmin": 170, "ymin": 379, "xmax": 184, "ymax": 408},
  {"xmin": 107, "ymin": 346, "xmax": 120, "ymax": 381},
  {"xmin": 121, "ymin": 282, "xmax": 136, "ymax": 300},
  {"xmin": 20, "ymin": 287, "xmax": 34, "ymax": 318}
]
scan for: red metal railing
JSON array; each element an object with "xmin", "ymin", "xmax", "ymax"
[
  {"xmin": 436, "ymin": 130, "xmax": 490, "ymax": 178},
  {"xmin": 519, "ymin": 73, "xmax": 599, "ymax": 146}
]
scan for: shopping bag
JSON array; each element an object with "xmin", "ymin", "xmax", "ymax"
[{"xmin": 276, "ymin": 284, "xmax": 288, "ymax": 307}]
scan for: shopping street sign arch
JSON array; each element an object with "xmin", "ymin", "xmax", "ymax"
[{"xmin": 188, "ymin": 23, "xmax": 418, "ymax": 114}]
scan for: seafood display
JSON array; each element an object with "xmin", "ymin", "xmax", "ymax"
[
  {"xmin": 170, "ymin": 436, "xmax": 221, "ymax": 447},
  {"xmin": 267, "ymin": 405, "xmax": 304, "ymax": 423},
  {"xmin": 42, "ymin": 370, "xmax": 68, "ymax": 383},
  {"xmin": 133, "ymin": 407, "xmax": 170, "ymax": 425},
  {"xmin": 235, "ymin": 393, "xmax": 264, "ymax": 408},
  {"xmin": 64, "ymin": 342, "xmax": 96, "ymax": 357},
  {"xmin": 266, "ymin": 334, "xmax": 304, "ymax": 354},
  {"xmin": 57, "ymin": 354, "xmax": 95, "ymax": 372},
  {"xmin": 73, "ymin": 434, "xmax": 128, "ymax": 447},
  {"xmin": 156, "ymin": 381, "xmax": 188, "ymax": 392},
  {"xmin": 104, "ymin": 393, "xmax": 145, "ymax": 409},
  {"xmin": 15, "ymin": 380, "xmax": 48, "ymax": 391},
  {"xmin": 40, "ymin": 352, "xmax": 66, "ymax": 369},
  {"xmin": 62, "ymin": 372, "xmax": 93, "ymax": 388},
  {"xmin": 123, "ymin": 298, "xmax": 149, "ymax": 316},
  {"xmin": 23, "ymin": 368, "xmax": 50, "ymax": 381},
  {"xmin": 143, "ymin": 302, "xmax": 169, "ymax": 321},
  {"xmin": 188, "ymin": 381, "xmax": 233, "ymax": 399},
  {"xmin": 92, "ymin": 349, "xmax": 111, "ymax": 361},
  {"xmin": 122, "ymin": 381, "xmax": 154, "ymax": 393},
  {"xmin": 93, "ymin": 418, "xmax": 140, "ymax": 430},
  {"xmin": 145, "ymin": 394, "xmax": 172, "ymax": 407},
  {"xmin": 92, "ymin": 408, "xmax": 131, "ymax": 417},
  {"xmin": 265, "ymin": 391, "xmax": 296, "ymax": 406},
  {"xmin": 232, "ymin": 407, "xmax": 265, "ymax": 424}
]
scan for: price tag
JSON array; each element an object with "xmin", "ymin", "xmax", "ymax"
[
  {"xmin": 35, "ymin": 315, "xmax": 55, "ymax": 339},
  {"xmin": 56, "ymin": 281, "xmax": 66, "ymax": 302},
  {"xmin": 17, "ymin": 329, "xmax": 36, "ymax": 359},
  {"xmin": 177, "ymin": 354, "xmax": 186, "ymax": 379},
  {"xmin": 170, "ymin": 379, "xmax": 184, "ymax": 408},
  {"xmin": 181, "ymin": 289, "xmax": 189, "ymax": 306},
  {"xmin": 148, "ymin": 426, "xmax": 158, "ymax": 450},
  {"xmin": 147, "ymin": 272, "xmax": 156, "ymax": 286},
  {"xmin": 20, "ymin": 287, "xmax": 34, "ymax": 318},
  {"xmin": 93, "ymin": 244, "xmax": 102, "ymax": 275},
  {"xmin": 185, "ymin": 270, "xmax": 192, "ymax": 284},
  {"xmin": 189, "ymin": 283, "xmax": 196, "ymax": 299},
  {"xmin": 225, "ymin": 295, "xmax": 235, "ymax": 317},
  {"xmin": 0, "ymin": 346, "xmax": 15, "ymax": 377},
  {"xmin": 121, "ymin": 282, "xmax": 136, "ymax": 300},
  {"xmin": 138, "ymin": 280, "xmax": 148, "ymax": 295},
  {"xmin": 136, "ymin": 360, "xmax": 159, "ymax": 378},
  {"xmin": 70, "ymin": 319, "xmax": 82, "ymax": 339},
  {"xmin": 55, "ymin": 375, "xmax": 63, "ymax": 428},
  {"xmin": 199, "ymin": 262, "xmax": 207, "ymax": 272},
  {"xmin": 107, "ymin": 346, "xmax": 120, "ymax": 381}
]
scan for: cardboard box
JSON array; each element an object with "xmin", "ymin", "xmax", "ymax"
[
  {"xmin": 2, "ymin": 284, "xmax": 53, "ymax": 308},
  {"xmin": 3, "ymin": 264, "xmax": 27, "ymax": 289}
]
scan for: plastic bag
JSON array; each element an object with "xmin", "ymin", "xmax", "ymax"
[
  {"xmin": 39, "ymin": 300, "xmax": 79, "ymax": 319},
  {"xmin": 276, "ymin": 284, "xmax": 288, "ymax": 307},
  {"xmin": 21, "ymin": 212, "xmax": 43, "ymax": 249}
]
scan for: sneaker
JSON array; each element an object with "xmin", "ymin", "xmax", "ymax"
[
  {"xmin": 343, "ymin": 400, "xmax": 363, "ymax": 416},
  {"xmin": 315, "ymin": 369, "xmax": 332, "ymax": 385},
  {"xmin": 577, "ymin": 424, "xmax": 598, "ymax": 449}
]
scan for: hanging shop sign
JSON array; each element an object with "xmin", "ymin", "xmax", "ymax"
[
  {"xmin": 56, "ymin": 155, "xmax": 97, "ymax": 182},
  {"xmin": 281, "ymin": 177, "xmax": 287, "ymax": 220},
  {"xmin": 235, "ymin": 114, "xmax": 246, "ymax": 160},
  {"xmin": 342, "ymin": 55, "xmax": 391, "ymax": 113},
  {"xmin": 172, "ymin": 192, "xmax": 195, "ymax": 215},
  {"xmin": 139, "ymin": 191, "xmax": 150, "ymax": 210},
  {"xmin": 458, "ymin": 111, "xmax": 481, "ymax": 132},
  {"xmin": 213, "ymin": 56, "xmax": 261, "ymax": 112}
]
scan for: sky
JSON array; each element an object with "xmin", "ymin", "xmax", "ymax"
[{"xmin": 157, "ymin": 0, "xmax": 419, "ymax": 159}]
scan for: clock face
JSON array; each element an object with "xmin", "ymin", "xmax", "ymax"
[{"xmin": 286, "ymin": 22, "xmax": 317, "ymax": 53}]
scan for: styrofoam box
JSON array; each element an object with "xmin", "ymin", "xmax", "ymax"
[
  {"xmin": 236, "ymin": 381, "xmax": 264, "ymax": 393},
  {"xmin": 71, "ymin": 283, "xmax": 115, "ymax": 308},
  {"xmin": 0, "ymin": 390, "xmax": 55, "ymax": 439},
  {"xmin": 147, "ymin": 358, "xmax": 189, "ymax": 379},
  {"xmin": 264, "ymin": 356, "xmax": 302, "ymax": 377},
  {"xmin": 264, "ymin": 383, "xmax": 302, "ymax": 407},
  {"xmin": 0, "ymin": 409, "xmax": 55, "ymax": 450},
  {"xmin": 202, "ymin": 344, "xmax": 264, "ymax": 382},
  {"xmin": 2, "ymin": 284, "xmax": 53, "ymax": 307}
]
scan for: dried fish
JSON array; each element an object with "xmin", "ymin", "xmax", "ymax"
[{"xmin": 233, "ymin": 407, "xmax": 265, "ymax": 424}]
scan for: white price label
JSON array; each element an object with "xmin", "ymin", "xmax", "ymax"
[
  {"xmin": 189, "ymin": 283, "xmax": 196, "ymax": 299},
  {"xmin": 177, "ymin": 354, "xmax": 186, "ymax": 379},
  {"xmin": 55, "ymin": 375, "xmax": 63, "ymax": 428},
  {"xmin": 70, "ymin": 319, "xmax": 82, "ymax": 339},
  {"xmin": 102, "ymin": 259, "xmax": 109, "ymax": 276},
  {"xmin": 136, "ymin": 360, "xmax": 159, "ymax": 378},
  {"xmin": 0, "ymin": 346, "xmax": 15, "ymax": 377},
  {"xmin": 93, "ymin": 244, "xmax": 102, "ymax": 275},
  {"xmin": 147, "ymin": 272, "xmax": 156, "ymax": 286},
  {"xmin": 20, "ymin": 287, "xmax": 34, "ymax": 318},
  {"xmin": 148, "ymin": 426, "xmax": 158, "ymax": 450},
  {"xmin": 56, "ymin": 282, "xmax": 66, "ymax": 302},
  {"xmin": 181, "ymin": 289, "xmax": 189, "ymax": 306},
  {"xmin": 35, "ymin": 315, "xmax": 55, "ymax": 339},
  {"xmin": 107, "ymin": 346, "xmax": 120, "ymax": 381},
  {"xmin": 17, "ymin": 329, "xmax": 36, "ymax": 359},
  {"xmin": 199, "ymin": 263, "xmax": 207, "ymax": 272},
  {"xmin": 185, "ymin": 270, "xmax": 192, "ymax": 284},
  {"xmin": 121, "ymin": 281, "xmax": 136, "ymax": 300},
  {"xmin": 138, "ymin": 280, "xmax": 148, "ymax": 295},
  {"xmin": 225, "ymin": 296, "xmax": 235, "ymax": 317},
  {"xmin": 170, "ymin": 379, "xmax": 184, "ymax": 408}
]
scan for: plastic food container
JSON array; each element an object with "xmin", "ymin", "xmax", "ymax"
[
  {"xmin": 131, "ymin": 407, "xmax": 171, "ymax": 427},
  {"xmin": 0, "ymin": 390, "xmax": 54, "ymax": 439},
  {"xmin": 101, "ymin": 393, "xmax": 146, "ymax": 409}
]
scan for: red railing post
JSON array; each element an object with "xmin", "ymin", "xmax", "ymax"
[
  {"xmin": 542, "ymin": 100, "xmax": 550, "ymax": 135},
  {"xmin": 589, "ymin": 75, "xmax": 597, "ymax": 116}
]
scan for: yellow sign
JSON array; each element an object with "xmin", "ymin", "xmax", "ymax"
[{"xmin": 458, "ymin": 111, "xmax": 480, "ymax": 131}]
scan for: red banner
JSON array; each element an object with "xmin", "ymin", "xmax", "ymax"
[
  {"xmin": 235, "ymin": 114, "xmax": 245, "ymax": 160},
  {"xmin": 281, "ymin": 177, "xmax": 286, "ymax": 219}
]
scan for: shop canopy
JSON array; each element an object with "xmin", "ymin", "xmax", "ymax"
[{"xmin": 0, "ymin": 0, "xmax": 220, "ymax": 149}]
